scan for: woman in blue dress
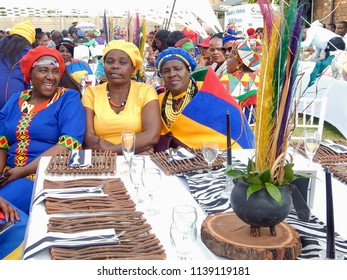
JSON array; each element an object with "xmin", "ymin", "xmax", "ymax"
[{"xmin": 0, "ymin": 46, "xmax": 86, "ymax": 214}]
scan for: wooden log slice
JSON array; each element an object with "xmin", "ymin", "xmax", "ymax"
[{"xmin": 201, "ymin": 212, "xmax": 302, "ymax": 260}]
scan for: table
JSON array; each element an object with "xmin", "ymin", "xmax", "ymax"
[
  {"xmin": 296, "ymin": 60, "xmax": 347, "ymax": 138},
  {"xmin": 22, "ymin": 149, "xmax": 347, "ymax": 260}
]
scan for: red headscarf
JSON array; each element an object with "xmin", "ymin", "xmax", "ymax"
[{"xmin": 20, "ymin": 46, "xmax": 65, "ymax": 83}]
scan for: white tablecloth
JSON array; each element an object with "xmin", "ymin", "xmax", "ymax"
[
  {"xmin": 296, "ymin": 61, "xmax": 347, "ymax": 138},
  {"xmin": 22, "ymin": 150, "xmax": 347, "ymax": 260}
]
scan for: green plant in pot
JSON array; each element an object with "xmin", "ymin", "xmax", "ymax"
[{"xmin": 226, "ymin": 0, "xmax": 306, "ymax": 237}]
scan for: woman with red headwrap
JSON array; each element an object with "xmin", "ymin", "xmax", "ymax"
[{"xmin": 0, "ymin": 46, "xmax": 86, "ymax": 215}]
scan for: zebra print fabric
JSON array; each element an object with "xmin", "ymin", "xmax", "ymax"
[{"xmin": 184, "ymin": 164, "xmax": 347, "ymax": 260}]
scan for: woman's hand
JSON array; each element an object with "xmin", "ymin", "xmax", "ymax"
[
  {"xmin": 0, "ymin": 197, "xmax": 20, "ymax": 222},
  {"xmin": 0, "ymin": 167, "xmax": 25, "ymax": 187}
]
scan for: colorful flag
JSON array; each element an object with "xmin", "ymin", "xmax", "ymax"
[{"xmin": 162, "ymin": 67, "xmax": 254, "ymax": 150}]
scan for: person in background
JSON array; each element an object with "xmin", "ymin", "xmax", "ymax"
[
  {"xmin": 0, "ymin": 46, "xmax": 86, "ymax": 214},
  {"xmin": 82, "ymin": 40, "xmax": 161, "ymax": 154},
  {"xmin": 73, "ymin": 29, "xmax": 88, "ymax": 46},
  {"xmin": 301, "ymin": 20, "xmax": 345, "ymax": 60},
  {"xmin": 56, "ymin": 39, "xmax": 93, "ymax": 85},
  {"xmin": 62, "ymin": 29, "xmax": 69, "ymax": 38},
  {"xmin": 83, "ymin": 30, "xmax": 98, "ymax": 48},
  {"xmin": 196, "ymin": 36, "xmax": 212, "ymax": 68},
  {"xmin": 326, "ymin": 22, "xmax": 336, "ymax": 33},
  {"xmin": 174, "ymin": 37, "xmax": 196, "ymax": 58},
  {"xmin": 223, "ymin": 39, "xmax": 261, "ymax": 98},
  {"xmin": 167, "ymin": 30, "xmax": 186, "ymax": 47},
  {"xmin": 68, "ymin": 21, "xmax": 78, "ymax": 37},
  {"xmin": 336, "ymin": 21, "xmax": 347, "ymax": 49},
  {"xmin": 209, "ymin": 32, "xmax": 227, "ymax": 78},
  {"xmin": 0, "ymin": 20, "xmax": 35, "ymax": 109},
  {"xmin": 94, "ymin": 29, "xmax": 105, "ymax": 45},
  {"xmin": 32, "ymin": 28, "xmax": 49, "ymax": 48},
  {"xmin": 0, "ymin": 196, "xmax": 28, "ymax": 260},
  {"xmin": 48, "ymin": 30, "xmax": 63, "ymax": 48},
  {"xmin": 152, "ymin": 29, "xmax": 170, "ymax": 54}
]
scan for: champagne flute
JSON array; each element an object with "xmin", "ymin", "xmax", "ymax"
[
  {"xmin": 142, "ymin": 167, "xmax": 161, "ymax": 216},
  {"xmin": 129, "ymin": 155, "xmax": 145, "ymax": 204},
  {"xmin": 170, "ymin": 222, "xmax": 197, "ymax": 260},
  {"xmin": 121, "ymin": 131, "xmax": 135, "ymax": 173},
  {"xmin": 202, "ymin": 142, "xmax": 219, "ymax": 180},
  {"xmin": 304, "ymin": 131, "xmax": 320, "ymax": 167}
]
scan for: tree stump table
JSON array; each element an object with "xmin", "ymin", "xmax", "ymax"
[{"xmin": 201, "ymin": 212, "xmax": 302, "ymax": 260}]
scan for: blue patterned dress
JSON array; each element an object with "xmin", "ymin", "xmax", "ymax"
[{"xmin": 0, "ymin": 88, "xmax": 86, "ymax": 214}]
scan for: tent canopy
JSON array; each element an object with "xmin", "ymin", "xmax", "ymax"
[{"xmin": 1, "ymin": 0, "xmax": 222, "ymax": 38}]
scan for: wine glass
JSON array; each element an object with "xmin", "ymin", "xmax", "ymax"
[
  {"xmin": 142, "ymin": 167, "xmax": 161, "ymax": 216},
  {"xmin": 202, "ymin": 142, "xmax": 219, "ymax": 180},
  {"xmin": 172, "ymin": 205, "xmax": 197, "ymax": 231},
  {"xmin": 121, "ymin": 131, "xmax": 136, "ymax": 173},
  {"xmin": 304, "ymin": 130, "xmax": 320, "ymax": 166},
  {"xmin": 170, "ymin": 222, "xmax": 197, "ymax": 260},
  {"xmin": 129, "ymin": 155, "xmax": 145, "ymax": 204}
]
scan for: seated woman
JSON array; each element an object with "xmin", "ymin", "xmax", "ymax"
[
  {"xmin": 154, "ymin": 47, "xmax": 254, "ymax": 152},
  {"xmin": 82, "ymin": 40, "xmax": 161, "ymax": 154},
  {"xmin": 56, "ymin": 38, "xmax": 93, "ymax": 85},
  {"xmin": 0, "ymin": 196, "xmax": 28, "ymax": 260},
  {"xmin": 0, "ymin": 46, "xmax": 86, "ymax": 214},
  {"xmin": 222, "ymin": 38, "xmax": 261, "ymax": 98}
]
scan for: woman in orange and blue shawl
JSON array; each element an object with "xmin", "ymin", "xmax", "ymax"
[{"xmin": 154, "ymin": 47, "xmax": 254, "ymax": 152}]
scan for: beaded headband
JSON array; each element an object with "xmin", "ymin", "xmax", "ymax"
[{"xmin": 32, "ymin": 60, "xmax": 59, "ymax": 68}]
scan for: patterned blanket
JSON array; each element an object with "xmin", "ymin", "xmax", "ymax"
[{"xmin": 184, "ymin": 165, "xmax": 347, "ymax": 260}]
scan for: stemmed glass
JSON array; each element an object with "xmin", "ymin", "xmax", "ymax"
[
  {"xmin": 202, "ymin": 142, "xmax": 219, "ymax": 180},
  {"xmin": 129, "ymin": 155, "xmax": 145, "ymax": 204},
  {"xmin": 304, "ymin": 130, "xmax": 320, "ymax": 166},
  {"xmin": 170, "ymin": 205, "xmax": 198, "ymax": 260},
  {"xmin": 142, "ymin": 167, "xmax": 161, "ymax": 216},
  {"xmin": 121, "ymin": 131, "xmax": 135, "ymax": 173}
]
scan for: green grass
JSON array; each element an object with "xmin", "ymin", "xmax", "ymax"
[{"xmin": 292, "ymin": 117, "xmax": 346, "ymax": 140}]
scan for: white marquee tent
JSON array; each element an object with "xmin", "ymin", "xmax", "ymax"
[{"xmin": 0, "ymin": 0, "xmax": 223, "ymax": 38}]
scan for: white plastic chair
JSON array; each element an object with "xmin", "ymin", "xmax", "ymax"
[
  {"xmin": 291, "ymin": 95, "xmax": 328, "ymax": 140},
  {"xmin": 89, "ymin": 44, "xmax": 105, "ymax": 59},
  {"xmin": 74, "ymin": 45, "xmax": 90, "ymax": 63}
]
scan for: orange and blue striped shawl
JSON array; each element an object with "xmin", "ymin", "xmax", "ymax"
[{"xmin": 160, "ymin": 67, "xmax": 254, "ymax": 150}]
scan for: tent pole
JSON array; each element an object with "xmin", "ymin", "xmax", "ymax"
[{"xmin": 166, "ymin": 0, "xmax": 177, "ymax": 30}]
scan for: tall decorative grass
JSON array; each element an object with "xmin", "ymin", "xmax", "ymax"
[{"xmin": 255, "ymin": 0, "xmax": 304, "ymax": 182}]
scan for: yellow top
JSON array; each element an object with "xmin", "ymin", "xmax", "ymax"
[{"xmin": 82, "ymin": 81, "xmax": 158, "ymax": 145}]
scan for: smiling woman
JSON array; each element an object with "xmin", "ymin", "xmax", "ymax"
[{"xmin": 0, "ymin": 46, "xmax": 86, "ymax": 216}]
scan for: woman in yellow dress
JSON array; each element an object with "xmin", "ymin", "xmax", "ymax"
[{"xmin": 82, "ymin": 40, "xmax": 161, "ymax": 154}]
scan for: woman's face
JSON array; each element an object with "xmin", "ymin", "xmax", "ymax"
[
  {"xmin": 30, "ymin": 56, "xmax": 61, "ymax": 99},
  {"xmin": 209, "ymin": 37, "xmax": 225, "ymax": 64},
  {"xmin": 37, "ymin": 34, "xmax": 49, "ymax": 46},
  {"xmin": 226, "ymin": 53, "xmax": 241, "ymax": 74},
  {"xmin": 58, "ymin": 45, "xmax": 72, "ymax": 64},
  {"xmin": 161, "ymin": 59, "xmax": 190, "ymax": 96},
  {"xmin": 103, "ymin": 50, "xmax": 135, "ymax": 85}
]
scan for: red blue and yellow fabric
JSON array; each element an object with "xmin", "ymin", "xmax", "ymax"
[
  {"xmin": 0, "ymin": 88, "xmax": 85, "ymax": 214},
  {"xmin": 159, "ymin": 67, "xmax": 254, "ymax": 150},
  {"xmin": 0, "ymin": 207, "xmax": 28, "ymax": 260},
  {"xmin": 66, "ymin": 59, "xmax": 93, "ymax": 84}
]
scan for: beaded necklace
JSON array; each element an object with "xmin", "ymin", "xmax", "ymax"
[
  {"xmin": 106, "ymin": 84, "xmax": 128, "ymax": 108},
  {"xmin": 162, "ymin": 78, "xmax": 197, "ymax": 128}
]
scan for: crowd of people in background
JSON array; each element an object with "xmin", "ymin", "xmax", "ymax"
[{"xmin": 1, "ymin": 16, "xmax": 347, "ymax": 260}]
